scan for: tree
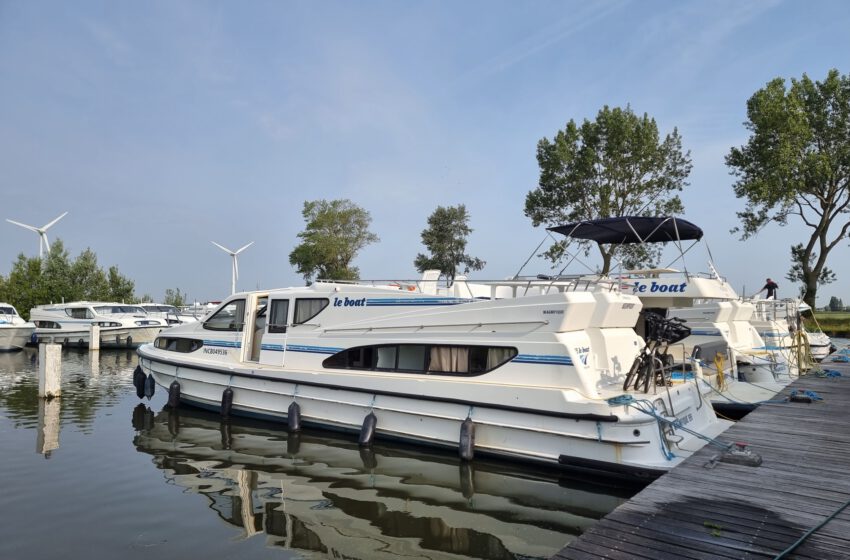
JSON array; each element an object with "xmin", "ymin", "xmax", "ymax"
[
  {"xmin": 414, "ymin": 204, "xmax": 485, "ymax": 283},
  {"xmin": 828, "ymin": 296, "xmax": 844, "ymax": 311},
  {"xmin": 727, "ymin": 69, "xmax": 850, "ymax": 308},
  {"xmin": 164, "ymin": 288, "xmax": 186, "ymax": 308},
  {"xmin": 289, "ymin": 199, "xmax": 379, "ymax": 283},
  {"xmin": 69, "ymin": 249, "xmax": 109, "ymax": 301},
  {"xmin": 525, "ymin": 105, "xmax": 691, "ymax": 274},
  {"xmin": 4, "ymin": 254, "xmax": 45, "ymax": 320},
  {"xmin": 107, "ymin": 266, "xmax": 135, "ymax": 303}
]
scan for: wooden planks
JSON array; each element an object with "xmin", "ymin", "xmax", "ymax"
[{"xmin": 555, "ymin": 362, "xmax": 850, "ymax": 560}]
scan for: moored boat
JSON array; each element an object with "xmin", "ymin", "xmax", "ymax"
[
  {"xmin": 30, "ymin": 301, "xmax": 166, "ymax": 348},
  {"xmin": 137, "ymin": 276, "xmax": 731, "ymax": 480},
  {"xmin": 0, "ymin": 303, "xmax": 35, "ymax": 351}
]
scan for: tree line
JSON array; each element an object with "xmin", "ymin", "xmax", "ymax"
[{"xmin": 3, "ymin": 68, "xmax": 847, "ymax": 312}]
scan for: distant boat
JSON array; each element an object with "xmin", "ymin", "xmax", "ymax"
[
  {"xmin": 138, "ymin": 303, "xmax": 198, "ymax": 325},
  {"xmin": 30, "ymin": 301, "xmax": 167, "ymax": 348},
  {"xmin": 0, "ymin": 303, "xmax": 35, "ymax": 351}
]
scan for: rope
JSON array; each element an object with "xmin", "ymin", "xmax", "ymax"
[
  {"xmin": 606, "ymin": 395, "xmax": 635, "ymax": 406},
  {"xmin": 628, "ymin": 399, "xmax": 733, "ymax": 456},
  {"xmin": 773, "ymin": 497, "xmax": 850, "ymax": 559},
  {"xmin": 816, "ymin": 368, "xmax": 843, "ymax": 377},
  {"xmin": 790, "ymin": 389, "xmax": 823, "ymax": 401}
]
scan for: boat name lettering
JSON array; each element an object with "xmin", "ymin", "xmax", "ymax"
[
  {"xmin": 679, "ymin": 413, "xmax": 693, "ymax": 426},
  {"xmin": 542, "ymin": 309, "xmax": 564, "ymax": 315},
  {"xmin": 632, "ymin": 281, "xmax": 688, "ymax": 294},
  {"xmin": 203, "ymin": 348, "xmax": 229, "ymax": 356},
  {"xmin": 333, "ymin": 297, "xmax": 367, "ymax": 308},
  {"xmin": 621, "ymin": 303, "xmax": 636, "ymax": 309}
]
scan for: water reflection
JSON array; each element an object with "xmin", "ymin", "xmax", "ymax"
[
  {"xmin": 0, "ymin": 348, "xmax": 138, "ymax": 432},
  {"xmin": 133, "ymin": 406, "xmax": 633, "ymax": 560}
]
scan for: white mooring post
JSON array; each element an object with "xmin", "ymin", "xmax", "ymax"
[
  {"xmin": 89, "ymin": 324, "xmax": 100, "ymax": 351},
  {"xmin": 38, "ymin": 343, "xmax": 62, "ymax": 398}
]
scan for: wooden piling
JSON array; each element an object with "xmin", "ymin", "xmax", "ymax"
[
  {"xmin": 89, "ymin": 324, "xmax": 100, "ymax": 351},
  {"xmin": 38, "ymin": 343, "xmax": 61, "ymax": 398}
]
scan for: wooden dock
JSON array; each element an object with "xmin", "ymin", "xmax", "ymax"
[{"xmin": 555, "ymin": 362, "xmax": 850, "ymax": 560}]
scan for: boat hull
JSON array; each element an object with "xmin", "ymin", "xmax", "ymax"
[
  {"xmin": 0, "ymin": 325, "xmax": 34, "ymax": 351},
  {"xmin": 34, "ymin": 325, "xmax": 163, "ymax": 348},
  {"xmin": 138, "ymin": 351, "xmax": 730, "ymax": 480}
]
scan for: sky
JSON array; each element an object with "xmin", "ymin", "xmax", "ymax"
[{"xmin": 1, "ymin": 0, "xmax": 849, "ymax": 305}]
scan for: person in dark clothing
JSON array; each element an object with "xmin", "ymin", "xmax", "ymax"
[{"xmin": 757, "ymin": 278, "xmax": 779, "ymax": 299}]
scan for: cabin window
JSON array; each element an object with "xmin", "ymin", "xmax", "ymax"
[
  {"xmin": 397, "ymin": 345, "xmax": 428, "ymax": 372},
  {"xmin": 203, "ymin": 300, "xmax": 245, "ymax": 331},
  {"xmin": 0, "ymin": 306, "xmax": 15, "ymax": 315},
  {"xmin": 268, "ymin": 300, "xmax": 289, "ymax": 333},
  {"xmin": 293, "ymin": 298, "xmax": 329, "ymax": 324},
  {"xmin": 34, "ymin": 320, "xmax": 61, "ymax": 329},
  {"xmin": 322, "ymin": 344, "xmax": 516, "ymax": 376},
  {"xmin": 154, "ymin": 337, "xmax": 203, "ymax": 353},
  {"xmin": 66, "ymin": 308, "xmax": 93, "ymax": 319}
]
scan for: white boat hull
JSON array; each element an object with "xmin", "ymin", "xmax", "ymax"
[
  {"xmin": 0, "ymin": 325, "xmax": 34, "ymax": 351},
  {"xmin": 139, "ymin": 351, "xmax": 730, "ymax": 479},
  {"xmin": 35, "ymin": 325, "xmax": 162, "ymax": 348}
]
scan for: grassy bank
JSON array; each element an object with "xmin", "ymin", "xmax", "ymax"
[{"xmin": 807, "ymin": 311, "xmax": 850, "ymax": 337}]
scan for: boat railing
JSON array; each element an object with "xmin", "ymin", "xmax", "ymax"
[{"xmin": 315, "ymin": 275, "xmax": 621, "ymax": 300}]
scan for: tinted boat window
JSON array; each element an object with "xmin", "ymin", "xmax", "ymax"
[
  {"xmin": 294, "ymin": 298, "xmax": 329, "ymax": 324},
  {"xmin": 268, "ymin": 300, "xmax": 289, "ymax": 333},
  {"xmin": 203, "ymin": 300, "xmax": 246, "ymax": 331},
  {"xmin": 323, "ymin": 344, "xmax": 516, "ymax": 376}
]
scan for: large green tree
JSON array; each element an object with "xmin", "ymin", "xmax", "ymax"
[
  {"xmin": 414, "ymin": 204, "xmax": 485, "ymax": 283},
  {"xmin": 525, "ymin": 105, "xmax": 692, "ymax": 274},
  {"xmin": 727, "ymin": 69, "xmax": 850, "ymax": 307},
  {"xmin": 4, "ymin": 255, "xmax": 45, "ymax": 320},
  {"xmin": 289, "ymin": 199, "xmax": 379, "ymax": 282}
]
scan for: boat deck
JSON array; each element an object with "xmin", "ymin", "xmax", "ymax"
[{"xmin": 554, "ymin": 360, "xmax": 850, "ymax": 560}]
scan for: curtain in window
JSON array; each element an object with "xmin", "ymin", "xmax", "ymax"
[
  {"xmin": 429, "ymin": 347, "xmax": 469, "ymax": 373},
  {"xmin": 295, "ymin": 299, "xmax": 327, "ymax": 323},
  {"xmin": 486, "ymin": 347, "xmax": 515, "ymax": 369}
]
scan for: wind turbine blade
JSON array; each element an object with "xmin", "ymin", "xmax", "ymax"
[
  {"xmin": 235, "ymin": 241, "xmax": 254, "ymax": 254},
  {"xmin": 6, "ymin": 219, "xmax": 40, "ymax": 233},
  {"xmin": 42, "ymin": 211, "xmax": 68, "ymax": 231},
  {"xmin": 234, "ymin": 255, "xmax": 239, "ymax": 280},
  {"xmin": 211, "ymin": 241, "xmax": 234, "ymax": 254},
  {"xmin": 42, "ymin": 233, "xmax": 51, "ymax": 255}
]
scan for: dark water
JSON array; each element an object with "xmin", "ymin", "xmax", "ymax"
[{"xmin": 0, "ymin": 348, "xmax": 636, "ymax": 560}]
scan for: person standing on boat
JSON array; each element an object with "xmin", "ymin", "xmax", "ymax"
[{"xmin": 756, "ymin": 278, "xmax": 779, "ymax": 300}]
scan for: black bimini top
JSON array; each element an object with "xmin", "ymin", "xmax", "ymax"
[{"xmin": 547, "ymin": 216, "xmax": 703, "ymax": 244}]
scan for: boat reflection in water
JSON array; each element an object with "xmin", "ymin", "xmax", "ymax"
[{"xmin": 132, "ymin": 406, "xmax": 634, "ymax": 559}]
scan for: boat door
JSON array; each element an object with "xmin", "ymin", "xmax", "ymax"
[
  {"xmin": 243, "ymin": 293, "xmax": 269, "ymax": 363},
  {"xmin": 259, "ymin": 297, "xmax": 290, "ymax": 366}
]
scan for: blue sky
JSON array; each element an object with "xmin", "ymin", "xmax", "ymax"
[{"xmin": 1, "ymin": 0, "xmax": 849, "ymax": 304}]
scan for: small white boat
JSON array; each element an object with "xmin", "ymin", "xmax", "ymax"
[
  {"xmin": 30, "ymin": 301, "xmax": 166, "ymax": 348},
  {"xmin": 0, "ymin": 303, "xmax": 35, "ymax": 351},
  {"xmin": 138, "ymin": 303, "xmax": 198, "ymax": 325},
  {"xmin": 137, "ymin": 274, "xmax": 731, "ymax": 480}
]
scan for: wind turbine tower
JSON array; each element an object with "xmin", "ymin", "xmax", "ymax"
[
  {"xmin": 211, "ymin": 241, "xmax": 254, "ymax": 295},
  {"xmin": 6, "ymin": 212, "xmax": 69, "ymax": 258}
]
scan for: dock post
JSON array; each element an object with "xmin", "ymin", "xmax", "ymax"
[
  {"xmin": 89, "ymin": 324, "xmax": 100, "ymax": 351},
  {"xmin": 38, "ymin": 343, "xmax": 62, "ymax": 398}
]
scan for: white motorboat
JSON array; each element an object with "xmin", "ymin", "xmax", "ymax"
[
  {"xmin": 747, "ymin": 298, "xmax": 820, "ymax": 369},
  {"xmin": 547, "ymin": 216, "xmax": 795, "ymax": 417},
  {"xmin": 137, "ymin": 275, "xmax": 731, "ymax": 480},
  {"xmin": 138, "ymin": 303, "xmax": 198, "ymax": 325},
  {"xmin": 0, "ymin": 303, "xmax": 35, "ymax": 351},
  {"xmin": 133, "ymin": 405, "xmax": 631, "ymax": 559},
  {"xmin": 30, "ymin": 301, "xmax": 167, "ymax": 348}
]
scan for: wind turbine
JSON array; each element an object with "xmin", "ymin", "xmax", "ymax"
[
  {"xmin": 6, "ymin": 212, "xmax": 69, "ymax": 258},
  {"xmin": 211, "ymin": 241, "xmax": 254, "ymax": 295}
]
